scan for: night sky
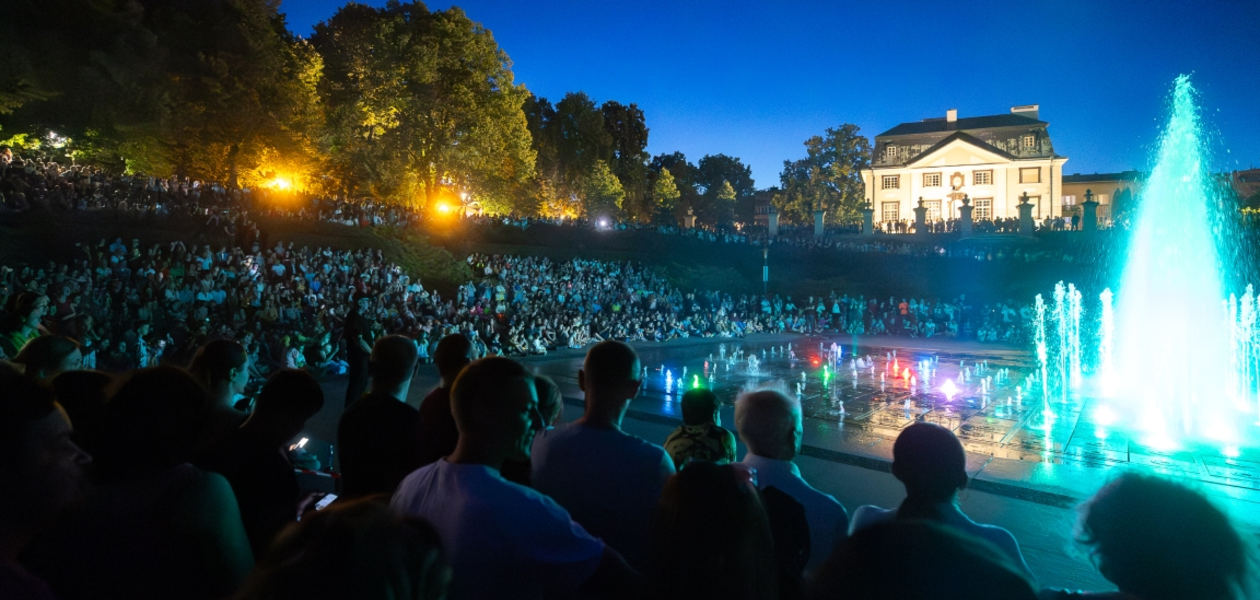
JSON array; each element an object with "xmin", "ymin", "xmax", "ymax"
[{"xmin": 282, "ymin": 0, "xmax": 1260, "ymax": 186}]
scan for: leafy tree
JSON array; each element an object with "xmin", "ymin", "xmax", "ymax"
[
  {"xmin": 601, "ymin": 100, "xmax": 650, "ymax": 220},
  {"xmin": 524, "ymin": 94, "xmax": 561, "ymax": 189},
  {"xmin": 2, "ymin": 0, "xmax": 323, "ymax": 186},
  {"xmin": 650, "ymin": 152, "xmax": 699, "ymax": 220},
  {"xmin": 695, "ymin": 154, "xmax": 754, "ymax": 225},
  {"xmin": 652, "ymin": 167, "xmax": 681, "ymax": 224},
  {"xmin": 554, "ymin": 92, "xmax": 612, "ymax": 195},
  {"xmin": 313, "ymin": 2, "xmax": 535, "ymax": 209},
  {"xmin": 583, "ymin": 160, "xmax": 625, "ymax": 217},
  {"xmin": 776, "ymin": 124, "xmax": 871, "ymax": 224}
]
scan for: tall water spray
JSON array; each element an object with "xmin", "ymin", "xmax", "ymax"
[{"xmin": 1114, "ymin": 75, "xmax": 1235, "ymax": 446}]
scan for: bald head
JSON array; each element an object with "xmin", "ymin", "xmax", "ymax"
[
  {"xmin": 581, "ymin": 340, "xmax": 641, "ymax": 392},
  {"xmin": 577, "ymin": 341, "xmax": 642, "ymax": 427},
  {"xmin": 734, "ymin": 389, "xmax": 802, "ymax": 460}
]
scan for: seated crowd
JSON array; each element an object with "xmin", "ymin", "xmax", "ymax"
[{"xmin": 1, "ymin": 334, "xmax": 1253, "ymax": 600}]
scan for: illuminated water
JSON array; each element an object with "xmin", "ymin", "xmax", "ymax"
[{"xmin": 1037, "ymin": 76, "xmax": 1258, "ymax": 453}]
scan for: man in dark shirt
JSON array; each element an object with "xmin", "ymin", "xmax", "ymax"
[
  {"xmin": 198, "ymin": 369, "xmax": 324, "ymax": 557},
  {"xmin": 417, "ymin": 333, "xmax": 474, "ymax": 465},
  {"xmin": 337, "ymin": 335, "xmax": 422, "ymax": 498},
  {"xmin": 342, "ymin": 294, "xmax": 375, "ymax": 409}
]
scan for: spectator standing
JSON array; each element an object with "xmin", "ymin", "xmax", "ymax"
[
  {"xmin": 188, "ymin": 339, "xmax": 251, "ymax": 455},
  {"xmin": 342, "ymin": 293, "xmax": 375, "ymax": 408},
  {"xmin": 337, "ymin": 335, "xmax": 422, "ymax": 498},
  {"xmin": 501, "ymin": 374, "xmax": 564, "ymax": 486},
  {"xmin": 663, "ymin": 388, "xmax": 736, "ymax": 469},
  {"xmin": 531, "ymin": 340, "xmax": 675, "ymax": 569},
  {"xmin": 197, "ymin": 369, "xmax": 325, "ymax": 558},
  {"xmin": 392, "ymin": 357, "xmax": 641, "ymax": 599},
  {"xmin": 736, "ymin": 388, "xmax": 848, "ymax": 575},
  {"xmin": 848, "ymin": 422, "xmax": 1035, "ymax": 582},
  {"xmin": 417, "ymin": 333, "xmax": 474, "ymax": 466},
  {"xmin": 0, "ymin": 365, "xmax": 92, "ymax": 600},
  {"xmin": 24, "ymin": 367, "xmax": 254, "ymax": 600}
]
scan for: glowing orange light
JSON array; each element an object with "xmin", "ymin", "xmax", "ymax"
[
  {"xmin": 268, "ymin": 176, "xmax": 292, "ymax": 191},
  {"xmin": 436, "ymin": 203, "xmax": 452, "ymax": 213}
]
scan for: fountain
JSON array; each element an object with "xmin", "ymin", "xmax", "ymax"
[{"xmin": 1033, "ymin": 75, "xmax": 1258, "ymax": 453}]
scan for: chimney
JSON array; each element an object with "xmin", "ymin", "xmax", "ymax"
[
  {"xmin": 1011, "ymin": 104, "xmax": 1040, "ymax": 120},
  {"xmin": 946, "ymin": 109, "xmax": 957, "ymax": 123}
]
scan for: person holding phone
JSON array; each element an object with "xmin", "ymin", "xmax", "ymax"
[{"xmin": 197, "ymin": 370, "xmax": 326, "ymax": 558}]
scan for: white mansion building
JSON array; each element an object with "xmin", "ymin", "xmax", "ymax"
[{"xmin": 861, "ymin": 105, "xmax": 1068, "ymax": 225}]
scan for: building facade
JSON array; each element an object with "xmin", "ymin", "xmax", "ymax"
[
  {"xmin": 1060, "ymin": 171, "xmax": 1144, "ymax": 226},
  {"xmin": 862, "ymin": 105, "xmax": 1068, "ymax": 226}
]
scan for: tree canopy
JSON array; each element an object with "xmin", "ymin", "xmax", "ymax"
[
  {"xmin": 1, "ymin": 0, "xmax": 874, "ymax": 223},
  {"xmin": 776, "ymin": 124, "xmax": 871, "ymax": 224}
]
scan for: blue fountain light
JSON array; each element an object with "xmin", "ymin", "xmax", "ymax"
[{"xmin": 1114, "ymin": 75, "xmax": 1237, "ymax": 448}]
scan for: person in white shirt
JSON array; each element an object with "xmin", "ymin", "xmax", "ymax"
[
  {"xmin": 847, "ymin": 421, "xmax": 1036, "ymax": 583},
  {"xmin": 391, "ymin": 357, "xmax": 640, "ymax": 600},
  {"xmin": 735, "ymin": 388, "xmax": 848, "ymax": 573},
  {"xmin": 531, "ymin": 341, "xmax": 675, "ymax": 570}
]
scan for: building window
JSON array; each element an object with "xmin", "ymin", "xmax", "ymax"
[
  {"xmin": 923, "ymin": 173, "xmax": 942, "ymax": 187},
  {"xmin": 882, "ymin": 175, "xmax": 900, "ymax": 190},
  {"xmin": 1062, "ymin": 195, "xmax": 1076, "ymax": 206},
  {"xmin": 974, "ymin": 198, "xmax": 992, "ymax": 220},
  {"xmin": 1027, "ymin": 195, "xmax": 1041, "ymax": 218},
  {"xmin": 885, "ymin": 146, "xmax": 898, "ymax": 161},
  {"xmin": 1021, "ymin": 134, "xmax": 1035, "ymax": 149},
  {"xmin": 882, "ymin": 202, "xmax": 900, "ymax": 223},
  {"xmin": 973, "ymin": 170, "xmax": 993, "ymax": 185},
  {"xmin": 925, "ymin": 200, "xmax": 941, "ymax": 221},
  {"xmin": 1020, "ymin": 167, "xmax": 1041, "ymax": 183}
]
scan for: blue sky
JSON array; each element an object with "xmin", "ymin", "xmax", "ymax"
[{"xmin": 283, "ymin": 0, "xmax": 1260, "ymax": 187}]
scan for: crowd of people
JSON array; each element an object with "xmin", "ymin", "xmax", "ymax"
[
  {"xmin": 2, "ymin": 336, "xmax": 1252, "ymax": 600},
  {"xmin": 0, "ymin": 233, "xmax": 1031, "ymax": 398}
]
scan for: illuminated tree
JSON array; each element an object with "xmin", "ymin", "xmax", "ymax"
[{"xmin": 312, "ymin": 2, "xmax": 535, "ymax": 208}]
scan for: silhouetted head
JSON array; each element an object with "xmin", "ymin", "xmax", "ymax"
[
  {"xmin": 891, "ymin": 422, "xmax": 968, "ymax": 518},
  {"xmin": 451, "ymin": 357, "xmax": 539, "ymax": 463},
  {"xmin": 810, "ymin": 520, "xmax": 1036, "ymax": 600},
  {"xmin": 50, "ymin": 369, "xmax": 112, "ymax": 454},
  {"xmin": 649, "ymin": 461, "xmax": 777, "ymax": 600},
  {"xmin": 369, "ymin": 335, "xmax": 418, "ymax": 391},
  {"xmin": 1076, "ymin": 473, "xmax": 1249, "ymax": 600},
  {"xmin": 95, "ymin": 366, "xmax": 207, "ymax": 479},
  {"xmin": 0, "ymin": 364, "xmax": 92, "ymax": 530},
  {"xmin": 681, "ymin": 388, "xmax": 721, "ymax": 427},
  {"xmin": 735, "ymin": 388, "xmax": 801, "ymax": 461},
  {"xmin": 579, "ymin": 340, "xmax": 641, "ymax": 403},
  {"xmin": 15, "ymin": 335, "xmax": 82, "ymax": 380},
  {"xmin": 188, "ymin": 339, "xmax": 249, "ymax": 398},
  {"xmin": 238, "ymin": 498, "xmax": 449, "ymax": 600},
  {"xmin": 252, "ymin": 369, "xmax": 325, "ymax": 442},
  {"xmin": 433, "ymin": 334, "xmax": 473, "ymax": 383}
]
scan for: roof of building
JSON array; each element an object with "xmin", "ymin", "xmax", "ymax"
[
  {"xmin": 1062, "ymin": 171, "xmax": 1144, "ymax": 183},
  {"xmin": 878, "ymin": 113, "xmax": 1045, "ymax": 137},
  {"xmin": 905, "ymin": 131, "xmax": 1020, "ymax": 164}
]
